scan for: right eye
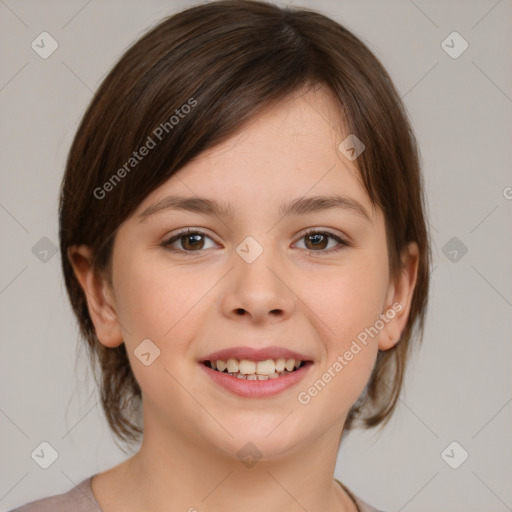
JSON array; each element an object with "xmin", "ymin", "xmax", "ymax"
[{"xmin": 163, "ymin": 228, "xmax": 217, "ymax": 253}]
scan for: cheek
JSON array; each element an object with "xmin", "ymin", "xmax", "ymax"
[
  {"xmin": 111, "ymin": 254, "xmax": 206, "ymax": 401},
  {"xmin": 303, "ymin": 252, "xmax": 389, "ymax": 347},
  {"xmin": 113, "ymin": 251, "xmax": 209, "ymax": 341},
  {"xmin": 296, "ymin": 254, "xmax": 387, "ymax": 406}
]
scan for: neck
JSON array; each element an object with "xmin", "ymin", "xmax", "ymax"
[{"xmin": 94, "ymin": 403, "xmax": 357, "ymax": 512}]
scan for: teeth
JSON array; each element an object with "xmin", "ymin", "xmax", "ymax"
[
  {"xmin": 232, "ymin": 370, "xmax": 291, "ymax": 380},
  {"xmin": 256, "ymin": 359, "xmax": 276, "ymax": 375},
  {"xmin": 275, "ymin": 358, "xmax": 286, "ymax": 372},
  {"xmin": 226, "ymin": 358, "xmax": 238, "ymax": 373},
  {"xmin": 208, "ymin": 357, "xmax": 305, "ymax": 376},
  {"xmin": 238, "ymin": 359, "xmax": 256, "ymax": 375}
]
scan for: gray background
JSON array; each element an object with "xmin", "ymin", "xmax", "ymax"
[{"xmin": 1, "ymin": 0, "xmax": 511, "ymax": 510}]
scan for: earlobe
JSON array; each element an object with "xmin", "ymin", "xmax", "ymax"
[
  {"xmin": 378, "ymin": 241, "xmax": 420, "ymax": 351},
  {"xmin": 67, "ymin": 245, "xmax": 124, "ymax": 348}
]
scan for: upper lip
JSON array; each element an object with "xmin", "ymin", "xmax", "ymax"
[{"xmin": 201, "ymin": 346, "xmax": 313, "ymax": 363}]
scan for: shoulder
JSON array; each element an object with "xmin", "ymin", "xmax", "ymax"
[
  {"xmin": 335, "ymin": 479, "xmax": 386, "ymax": 512},
  {"xmin": 8, "ymin": 476, "xmax": 101, "ymax": 512},
  {"xmin": 353, "ymin": 495, "xmax": 387, "ymax": 512}
]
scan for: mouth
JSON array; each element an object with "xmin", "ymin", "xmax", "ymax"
[
  {"xmin": 199, "ymin": 354, "xmax": 313, "ymax": 398},
  {"xmin": 201, "ymin": 358, "xmax": 311, "ymax": 380},
  {"xmin": 199, "ymin": 346, "xmax": 314, "ymax": 397}
]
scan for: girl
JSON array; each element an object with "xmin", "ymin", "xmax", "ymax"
[{"xmin": 12, "ymin": 1, "xmax": 430, "ymax": 510}]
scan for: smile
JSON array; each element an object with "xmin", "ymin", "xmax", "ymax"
[
  {"xmin": 203, "ymin": 358, "xmax": 307, "ymax": 380},
  {"xmin": 200, "ymin": 358, "xmax": 313, "ymax": 398}
]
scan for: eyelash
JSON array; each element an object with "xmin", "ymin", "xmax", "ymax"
[{"xmin": 162, "ymin": 228, "xmax": 349, "ymax": 255}]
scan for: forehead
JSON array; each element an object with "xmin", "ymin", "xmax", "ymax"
[{"xmin": 134, "ymin": 86, "xmax": 377, "ymax": 223}]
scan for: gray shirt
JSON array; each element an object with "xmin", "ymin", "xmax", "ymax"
[{"xmin": 9, "ymin": 475, "xmax": 384, "ymax": 512}]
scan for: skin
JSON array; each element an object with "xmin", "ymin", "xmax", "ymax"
[{"xmin": 69, "ymin": 85, "xmax": 419, "ymax": 512}]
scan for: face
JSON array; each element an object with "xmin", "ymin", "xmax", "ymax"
[{"xmin": 73, "ymin": 86, "xmax": 417, "ymax": 461}]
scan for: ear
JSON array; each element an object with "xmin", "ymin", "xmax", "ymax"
[
  {"xmin": 378, "ymin": 241, "xmax": 420, "ymax": 351},
  {"xmin": 67, "ymin": 245, "xmax": 124, "ymax": 348}
]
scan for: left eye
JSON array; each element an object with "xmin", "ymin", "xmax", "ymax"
[
  {"xmin": 294, "ymin": 230, "xmax": 348, "ymax": 253},
  {"xmin": 163, "ymin": 229, "xmax": 348, "ymax": 254}
]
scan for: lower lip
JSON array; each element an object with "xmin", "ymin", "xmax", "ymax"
[{"xmin": 199, "ymin": 362, "xmax": 313, "ymax": 398}]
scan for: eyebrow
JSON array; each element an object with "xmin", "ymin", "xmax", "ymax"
[{"xmin": 138, "ymin": 194, "xmax": 372, "ymax": 223}]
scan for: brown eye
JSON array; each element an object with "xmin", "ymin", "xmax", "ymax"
[
  {"xmin": 164, "ymin": 229, "xmax": 216, "ymax": 253},
  {"xmin": 180, "ymin": 233, "xmax": 205, "ymax": 250},
  {"xmin": 295, "ymin": 230, "xmax": 348, "ymax": 253},
  {"xmin": 305, "ymin": 232, "xmax": 328, "ymax": 250}
]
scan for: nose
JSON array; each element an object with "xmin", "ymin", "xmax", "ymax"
[{"xmin": 222, "ymin": 245, "xmax": 296, "ymax": 324}]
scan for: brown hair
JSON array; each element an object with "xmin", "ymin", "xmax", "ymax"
[{"xmin": 59, "ymin": 0, "xmax": 431, "ymax": 450}]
